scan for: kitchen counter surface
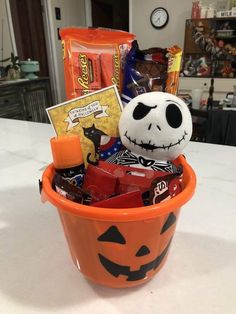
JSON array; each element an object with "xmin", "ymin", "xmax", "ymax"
[{"xmin": 0, "ymin": 118, "xmax": 236, "ymax": 314}]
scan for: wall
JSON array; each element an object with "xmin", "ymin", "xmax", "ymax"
[
  {"xmin": 0, "ymin": 0, "xmax": 13, "ymax": 63},
  {"xmin": 130, "ymin": 0, "xmax": 224, "ymax": 49},
  {"xmin": 43, "ymin": 0, "xmax": 86, "ymax": 103},
  {"xmin": 131, "ymin": 0, "xmax": 192, "ymax": 49}
]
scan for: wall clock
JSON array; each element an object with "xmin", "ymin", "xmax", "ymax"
[{"xmin": 150, "ymin": 7, "xmax": 169, "ymax": 29}]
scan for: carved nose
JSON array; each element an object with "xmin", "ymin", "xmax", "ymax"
[
  {"xmin": 136, "ymin": 245, "xmax": 150, "ymax": 257},
  {"xmin": 148, "ymin": 123, "xmax": 161, "ymax": 131}
]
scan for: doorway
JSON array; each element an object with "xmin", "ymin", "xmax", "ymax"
[
  {"xmin": 9, "ymin": 0, "xmax": 49, "ymax": 77},
  {"xmin": 91, "ymin": 0, "xmax": 129, "ymax": 31}
]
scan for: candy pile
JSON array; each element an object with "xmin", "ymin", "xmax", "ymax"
[
  {"xmin": 60, "ymin": 28, "xmax": 182, "ymax": 102},
  {"xmin": 50, "ymin": 132, "xmax": 183, "ymax": 209},
  {"xmin": 46, "ymin": 28, "xmax": 192, "ymax": 209}
]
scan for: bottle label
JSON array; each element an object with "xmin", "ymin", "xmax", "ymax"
[
  {"xmin": 55, "ymin": 186, "xmax": 68, "ymax": 197},
  {"xmin": 64, "ymin": 173, "xmax": 84, "ymax": 187}
]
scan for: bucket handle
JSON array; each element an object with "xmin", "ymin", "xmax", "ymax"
[
  {"xmin": 39, "ymin": 179, "xmax": 48, "ymax": 204},
  {"xmin": 39, "ymin": 179, "xmax": 42, "ymax": 194}
]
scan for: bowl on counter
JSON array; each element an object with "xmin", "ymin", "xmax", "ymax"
[{"xmin": 20, "ymin": 59, "xmax": 40, "ymax": 79}]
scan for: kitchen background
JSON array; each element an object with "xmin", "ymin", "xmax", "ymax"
[{"xmin": 0, "ymin": 0, "xmax": 235, "ymax": 103}]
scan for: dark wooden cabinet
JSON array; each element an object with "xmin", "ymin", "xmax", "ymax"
[
  {"xmin": 0, "ymin": 89, "xmax": 25, "ymax": 120},
  {"xmin": 0, "ymin": 78, "xmax": 52, "ymax": 123}
]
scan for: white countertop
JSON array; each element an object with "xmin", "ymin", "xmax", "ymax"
[{"xmin": 0, "ymin": 118, "xmax": 236, "ymax": 314}]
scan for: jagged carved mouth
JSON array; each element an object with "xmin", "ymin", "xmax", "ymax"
[
  {"xmin": 98, "ymin": 239, "xmax": 172, "ymax": 281},
  {"xmin": 124, "ymin": 131, "xmax": 188, "ymax": 151}
]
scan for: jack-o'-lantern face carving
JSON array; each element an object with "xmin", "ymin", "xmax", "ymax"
[
  {"xmin": 58, "ymin": 208, "xmax": 179, "ymax": 287},
  {"xmin": 119, "ymin": 92, "xmax": 192, "ymax": 161},
  {"xmin": 97, "ymin": 212, "xmax": 176, "ymax": 281}
]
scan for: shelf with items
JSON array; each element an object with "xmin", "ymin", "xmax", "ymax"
[
  {"xmin": 215, "ymin": 35, "xmax": 236, "ymax": 40},
  {"xmin": 181, "ymin": 18, "xmax": 236, "ymax": 78}
]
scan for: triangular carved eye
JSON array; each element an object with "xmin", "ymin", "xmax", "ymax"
[
  {"xmin": 160, "ymin": 212, "xmax": 176, "ymax": 234},
  {"xmin": 97, "ymin": 226, "xmax": 126, "ymax": 244}
]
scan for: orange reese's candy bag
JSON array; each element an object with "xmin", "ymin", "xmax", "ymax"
[{"xmin": 60, "ymin": 28, "xmax": 135, "ymax": 100}]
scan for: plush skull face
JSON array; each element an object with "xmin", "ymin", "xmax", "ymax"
[{"xmin": 119, "ymin": 92, "xmax": 192, "ymax": 160}]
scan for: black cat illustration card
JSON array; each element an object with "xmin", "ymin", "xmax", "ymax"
[{"xmin": 46, "ymin": 85, "xmax": 123, "ymax": 166}]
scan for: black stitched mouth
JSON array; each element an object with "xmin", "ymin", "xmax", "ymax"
[
  {"xmin": 139, "ymin": 143, "xmax": 158, "ymax": 150},
  {"xmin": 124, "ymin": 131, "xmax": 188, "ymax": 151},
  {"xmin": 98, "ymin": 239, "xmax": 172, "ymax": 281}
]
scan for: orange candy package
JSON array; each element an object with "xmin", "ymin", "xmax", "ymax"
[
  {"xmin": 165, "ymin": 45, "xmax": 183, "ymax": 95},
  {"xmin": 60, "ymin": 28, "xmax": 135, "ymax": 100}
]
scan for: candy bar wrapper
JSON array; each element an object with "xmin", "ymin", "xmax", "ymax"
[
  {"xmin": 82, "ymin": 164, "xmax": 117, "ymax": 202},
  {"xmin": 121, "ymin": 41, "xmax": 168, "ymax": 106},
  {"xmin": 98, "ymin": 161, "xmax": 169, "ymax": 195},
  {"xmin": 118, "ymin": 173, "xmax": 160, "ymax": 196},
  {"xmin": 150, "ymin": 167, "xmax": 183, "ymax": 204},
  {"xmin": 69, "ymin": 90, "xmax": 100, "ymax": 100},
  {"xmin": 127, "ymin": 76, "xmax": 152, "ymax": 96},
  {"xmin": 93, "ymin": 190, "xmax": 144, "ymax": 208},
  {"xmin": 100, "ymin": 51, "xmax": 121, "ymax": 92},
  {"xmin": 165, "ymin": 45, "xmax": 182, "ymax": 95},
  {"xmin": 72, "ymin": 52, "xmax": 102, "ymax": 95},
  {"xmin": 53, "ymin": 173, "xmax": 92, "ymax": 204}
]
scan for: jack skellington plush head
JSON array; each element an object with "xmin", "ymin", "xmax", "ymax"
[{"xmin": 119, "ymin": 92, "xmax": 192, "ymax": 161}]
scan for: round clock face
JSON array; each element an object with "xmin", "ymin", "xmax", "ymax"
[{"xmin": 150, "ymin": 7, "xmax": 169, "ymax": 29}]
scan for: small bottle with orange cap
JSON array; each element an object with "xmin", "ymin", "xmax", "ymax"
[{"xmin": 50, "ymin": 134, "xmax": 85, "ymax": 194}]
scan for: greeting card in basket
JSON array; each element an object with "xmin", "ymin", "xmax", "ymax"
[{"xmin": 46, "ymin": 85, "xmax": 123, "ymax": 166}]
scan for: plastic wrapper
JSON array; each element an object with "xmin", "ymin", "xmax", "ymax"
[
  {"xmin": 53, "ymin": 173, "xmax": 91, "ymax": 204},
  {"xmin": 165, "ymin": 45, "xmax": 183, "ymax": 95},
  {"xmin": 60, "ymin": 28, "xmax": 135, "ymax": 100},
  {"xmin": 98, "ymin": 161, "xmax": 183, "ymax": 206},
  {"xmin": 93, "ymin": 190, "xmax": 144, "ymax": 208},
  {"xmin": 121, "ymin": 41, "xmax": 182, "ymax": 105},
  {"xmin": 82, "ymin": 164, "xmax": 117, "ymax": 202},
  {"xmin": 121, "ymin": 41, "xmax": 168, "ymax": 105},
  {"xmin": 150, "ymin": 167, "xmax": 183, "ymax": 204}
]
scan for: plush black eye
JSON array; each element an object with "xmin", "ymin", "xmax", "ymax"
[
  {"xmin": 166, "ymin": 103, "xmax": 182, "ymax": 128},
  {"xmin": 97, "ymin": 226, "xmax": 126, "ymax": 244},
  {"xmin": 133, "ymin": 102, "xmax": 157, "ymax": 120}
]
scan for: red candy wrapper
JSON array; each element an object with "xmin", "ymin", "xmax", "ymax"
[
  {"xmin": 98, "ymin": 161, "xmax": 168, "ymax": 195},
  {"xmin": 82, "ymin": 164, "xmax": 117, "ymax": 202},
  {"xmin": 72, "ymin": 51, "xmax": 102, "ymax": 95},
  {"xmin": 150, "ymin": 169, "xmax": 183, "ymax": 204},
  {"xmin": 100, "ymin": 52, "xmax": 120, "ymax": 90},
  {"xmin": 53, "ymin": 173, "xmax": 92, "ymax": 204},
  {"xmin": 93, "ymin": 190, "xmax": 143, "ymax": 208}
]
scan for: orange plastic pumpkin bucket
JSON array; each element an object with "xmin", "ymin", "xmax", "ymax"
[{"xmin": 41, "ymin": 155, "xmax": 196, "ymax": 288}]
